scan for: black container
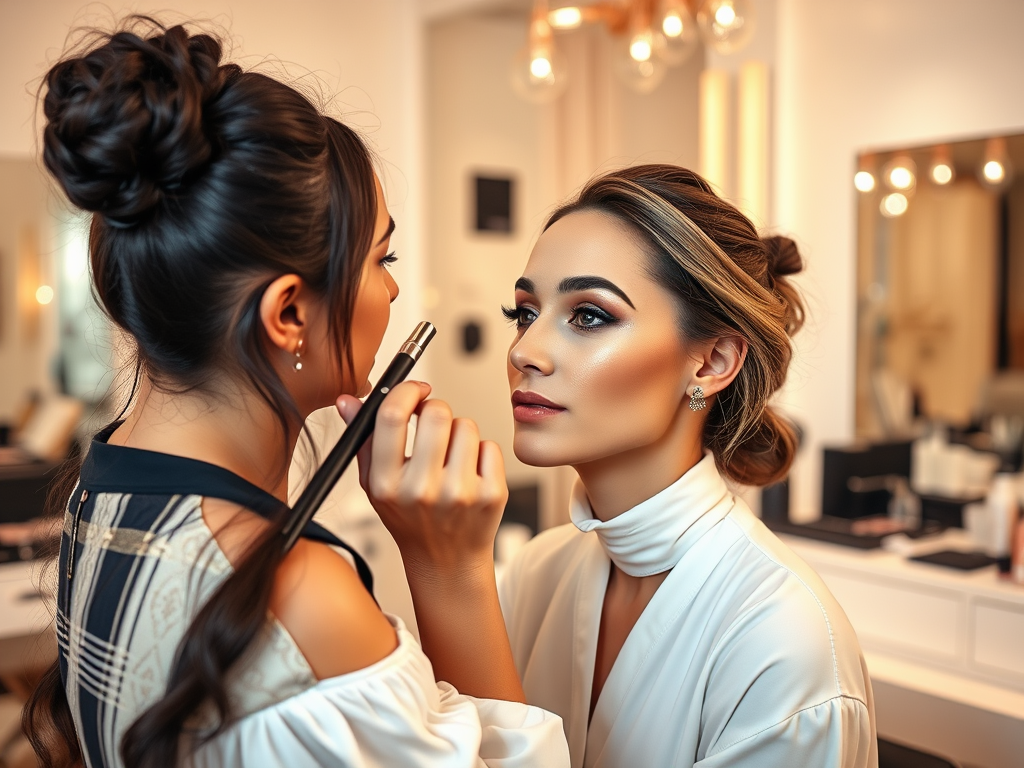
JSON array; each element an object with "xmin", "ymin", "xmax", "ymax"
[{"xmin": 822, "ymin": 441, "xmax": 913, "ymax": 519}]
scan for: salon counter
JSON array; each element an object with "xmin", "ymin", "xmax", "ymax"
[{"xmin": 779, "ymin": 531, "xmax": 1024, "ymax": 768}]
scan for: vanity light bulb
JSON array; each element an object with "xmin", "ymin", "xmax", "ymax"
[
  {"xmin": 888, "ymin": 166, "xmax": 914, "ymax": 190},
  {"xmin": 881, "ymin": 156, "xmax": 917, "ymax": 194},
  {"xmin": 854, "ymin": 171, "xmax": 876, "ymax": 193},
  {"xmin": 880, "ymin": 192, "xmax": 909, "ymax": 217},
  {"xmin": 930, "ymin": 163, "xmax": 954, "ymax": 185},
  {"xmin": 36, "ymin": 285, "xmax": 54, "ymax": 305},
  {"xmin": 983, "ymin": 160, "xmax": 1006, "ymax": 184},
  {"xmin": 549, "ymin": 6, "xmax": 583, "ymax": 30}
]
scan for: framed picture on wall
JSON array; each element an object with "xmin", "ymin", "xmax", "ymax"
[{"xmin": 472, "ymin": 174, "xmax": 514, "ymax": 234}]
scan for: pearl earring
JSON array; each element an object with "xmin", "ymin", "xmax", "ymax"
[
  {"xmin": 293, "ymin": 338, "xmax": 304, "ymax": 372},
  {"xmin": 689, "ymin": 385, "xmax": 706, "ymax": 411}
]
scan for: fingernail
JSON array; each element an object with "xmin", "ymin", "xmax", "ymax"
[{"xmin": 411, "ymin": 380, "xmax": 430, "ymax": 389}]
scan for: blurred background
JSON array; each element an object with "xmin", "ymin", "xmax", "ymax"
[{"xmin": 1, "ymin": 1, "xmax": 1024, "ymax": 766}]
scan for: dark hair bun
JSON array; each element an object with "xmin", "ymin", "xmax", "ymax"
[{"xmin": 42, "ymin": 22, "xmax": 229, "ymax": 226}]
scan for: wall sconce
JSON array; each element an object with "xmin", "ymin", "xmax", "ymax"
[{"xmin": 17, "ymin": 225, "xmax": 44, "ymax": 342}]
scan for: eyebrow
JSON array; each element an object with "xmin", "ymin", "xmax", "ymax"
[
  {"xmin": 514, "ymin": 275, "xmax": 635, "ymax": 309},
  {"xmin": 375, "ymin": 217, "xmax": 395, "ymax": 247}
]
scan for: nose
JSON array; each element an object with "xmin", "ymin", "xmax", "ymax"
[
  {"xmin": 386, "ymin": 270, "xmax": 399, "ymax": 303},
  {"xmin": 508, "ymin": 321, "xmax": 554, "ymax": 376}
]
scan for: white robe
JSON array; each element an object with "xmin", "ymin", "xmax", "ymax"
[{"xmin": 499, "ymin": 455, "xmax": 877, "ymax": 768}]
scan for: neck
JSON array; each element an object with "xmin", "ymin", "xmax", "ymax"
[
  {"xmin": 111, "ymin": 376, "xmax": 302, "ymax": 503},
  {"xmin": 574, "ymin": 400, "xmax": 704, "ymax": 522}
]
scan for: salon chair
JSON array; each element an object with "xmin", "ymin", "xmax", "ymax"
[{"xmin": 877, "ymin": 737, "xmax": 962, "ymax": 768}]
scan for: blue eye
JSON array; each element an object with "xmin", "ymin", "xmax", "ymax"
[{"xmin": 502, "ymin": 304, "xmax": 537, "ymax": 328}]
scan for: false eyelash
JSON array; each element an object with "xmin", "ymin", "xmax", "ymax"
[
  {"xmin": 501, "ymin": 304, "xmax": 519, "ymax": 321},
  {"xmin": 381, "ymin": 251, "xmax": 398, "ymax": 265},
  {"xmin": 569, "ymin": 304, "xmax": 618, "ymax": 330}
]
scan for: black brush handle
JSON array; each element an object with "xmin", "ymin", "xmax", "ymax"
[{"xmin": 282, "ymin": 322, "xmax": 436, "ymax": 553}]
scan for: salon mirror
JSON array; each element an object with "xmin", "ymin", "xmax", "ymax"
[
  {"xmin": 854, "ymin": 131, "xmax": 1024, "ymax": 439},
  {"xmin": 0, "ymin": 157, "xmax": 111, "ymax": 421}
]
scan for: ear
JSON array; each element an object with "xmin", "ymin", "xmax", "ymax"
[
  {"xmin": 259, "ymin": 274, "xmax": 307, "ymax": 354},
  {"xmin": 690, "ymin": 335, "xmax": 748, "ymax": 399}
]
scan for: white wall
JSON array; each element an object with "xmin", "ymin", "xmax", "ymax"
[
  {"xmin": 425, "ymin": 12, "xmax": 556, "ymax": 523},
  {"xmin": 772, "ymin": 0, "xmax": 1024, "ymax": 519}
]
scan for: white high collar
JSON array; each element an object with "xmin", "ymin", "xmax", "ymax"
[{"xmin": 570, "ymin": 453, "xmax": 733, "ymax": 577}]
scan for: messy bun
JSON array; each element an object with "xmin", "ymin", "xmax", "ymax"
[
  {"xmin": 42, "ymin": 23, "xmax": 230, "ymax": 227},
  {"xmin": 545, "ymin": 165, "xmax": 805, "ymax": 487},
  {"xmin": 26, "ymin": 17, "xmax": 379, "ymax": 768},
  {"xmin": 762, "ymin": 235, "xmax": 804, "ymax": 336}
]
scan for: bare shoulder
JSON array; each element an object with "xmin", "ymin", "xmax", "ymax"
[
  {"xmin": 201, "ymin": 498, "xmax": 398, "ymax": 680},
  {"xmin": 270, "ymin": 538, "xmax": 399, "ymax": 679}
]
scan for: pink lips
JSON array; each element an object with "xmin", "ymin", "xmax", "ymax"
[{"xmin": 512, "ymin": 390, "xmax": 566, "ymax": 423}]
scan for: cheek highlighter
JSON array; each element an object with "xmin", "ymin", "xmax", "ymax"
[{"xmin": 281, "ymin": 321, "xmax": 436, "ymax": 553}]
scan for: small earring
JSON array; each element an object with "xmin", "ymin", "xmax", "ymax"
[
  {"xmin": 689, "ymin": 385, "xmax": 707, "ymax": 411},
  {"xmin": 293, "ymin": 338, "xmax": 304, "ymax": 372}
]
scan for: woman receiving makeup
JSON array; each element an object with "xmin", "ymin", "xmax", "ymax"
[
  {"xmin": 25, "ymin": 18, "xmax": 569, "ymax": 768},
  {"xmin": 499, "ymin": 165, "xmax": 876, "ymax": 768}
]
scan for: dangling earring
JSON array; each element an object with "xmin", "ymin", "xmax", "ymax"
[
  {"xmin": 689, "ymin": 385, "xmax": 706, "ymax": 411},
  {"xmin": 293, "ymin": 338, "xmax": 304, "ymax": 372}
]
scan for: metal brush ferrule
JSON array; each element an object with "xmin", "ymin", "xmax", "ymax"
[{"xmin": 399, "ymin": 321, "xmax": 436, "ymax": 360}]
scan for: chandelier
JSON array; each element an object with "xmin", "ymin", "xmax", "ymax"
[{"xmin": 511, "ymin": 0, "xmax": 756, "ymax": 102}]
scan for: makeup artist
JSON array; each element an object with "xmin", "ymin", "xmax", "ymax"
[{"xmin": 24, "ymin": 18, "xmax": 569, "ymax": 768}]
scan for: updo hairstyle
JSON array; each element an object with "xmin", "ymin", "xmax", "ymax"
[
  {"xmin": 25, "ymin": 18, "xmax": 378, "ymax": 768},
  {"xmin": 41, "ymin": 17, "xmax": 376, "ymax": 409},
  {"xmin": 545, "ymin": 165, "xmax": 804, "ymax": 487}
]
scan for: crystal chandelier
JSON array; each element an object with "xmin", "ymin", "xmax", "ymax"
[{"xmin": 511, "ymin": 0, "xmax": 756, "ymax": 102}]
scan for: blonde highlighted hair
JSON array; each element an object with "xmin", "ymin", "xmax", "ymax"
[{"xmin": 545, "ymin": 165, "xmax": 804, "ymax": 487}]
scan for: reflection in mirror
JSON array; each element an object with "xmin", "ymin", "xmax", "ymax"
[
  {"xmin": 855, "ymin": 132, "xmax": 1024, "ymax": 441},
  {"xmin": 54, "ymin": 210, "xmax": 113, "ymax": 403}
]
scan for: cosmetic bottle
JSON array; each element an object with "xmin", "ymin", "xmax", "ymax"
[
  {"xmin": 984, "ymin": 472, "xmax": 1019, "ymax": 560},
  {"xmin": 911, "ymin": 427, "xmax": 943, "ymax": 495}
]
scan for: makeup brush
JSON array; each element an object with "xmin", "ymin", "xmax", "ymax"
[{"xmin": 281, "ymin": 321, "xmax": 436, "ymax": 553}]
